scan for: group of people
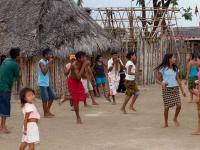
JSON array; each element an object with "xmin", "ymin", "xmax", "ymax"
[{"xmin": 0, "ymin": 47, "xmax": 200, "ymax": 150}]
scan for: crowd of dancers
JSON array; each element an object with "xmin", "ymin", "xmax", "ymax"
[{"xmin": 0, "ymin": 48, "xmax": 200, "ymax": 150}]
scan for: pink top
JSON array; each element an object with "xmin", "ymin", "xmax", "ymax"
[
  {"xmin": 198, "ymin": 69, "xmax": 200, "ymax": 81},
  {"xmin": 22, "ymin": 103, "xmax": 40, "ymax": 120}
]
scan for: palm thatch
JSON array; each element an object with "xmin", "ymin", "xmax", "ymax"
[{"xmin": 0, "ymin": 0, "xmax": 121, "ymax": 57}]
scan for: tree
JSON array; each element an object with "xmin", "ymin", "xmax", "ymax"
[{"xmin": 76, "ymin": 0, "xmax": 83, "ymax": 7}]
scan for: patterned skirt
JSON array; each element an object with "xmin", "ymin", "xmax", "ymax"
[{"xmin": 162, "ymin": 87, "xmax": 181, "ymax": 108}]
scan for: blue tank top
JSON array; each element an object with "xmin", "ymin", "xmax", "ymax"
[
  {"xmin": 189, "ymin": 66, "xmax": 198, "ymax": 77},
  {"xmin": 37, "ymin": 59, "xmax": 49, "ymax": 87}
]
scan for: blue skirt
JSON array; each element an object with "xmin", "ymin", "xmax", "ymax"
[{"xmin": 0, "ymin": 91, "xmax": 11, "ymax": 117}]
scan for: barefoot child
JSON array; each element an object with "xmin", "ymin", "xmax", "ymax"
[
  {"xmin": 185, "ymin": 53, "xmax": 198, "ymax": 103},
  {"xmin": 59, "ymin": 54, "xmax": 76, "ymax": 106},
  {"xmin": 192, "ymin": 56, "xmax": 200, "ymax": 135},
  {"xmin": 82, "ymin": 61, "xmax": 99, "ymax": 105},
  {"xmin": 121, "ymin": 51, "xmax": 141, "ymax": 114},
  {"xmin": 94, "ymin": 55, "xmax": 109, "ymax": 99},
  {"xmin": 67, "ymin": 51, "xmax": 88, "ymax": 124},
  {"xmin": 155, "ymin": 54, "xmax": 186, "ymax": 128},
  {"xmin": 19, "ymin": 88, "xmax": 40, "ymax": 150}
]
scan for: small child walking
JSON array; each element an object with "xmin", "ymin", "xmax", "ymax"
[
  {"xmin": 192, "ymin": 56, "xmax": 200, "ymax": 135},
  {"xmin": 121, "ymin": 51, "xmax": 141, "ymax": 114},
  {"xmin": 185, "ymin": 53, "xmax": 198, "ymax": 103},
  {"xmin": 19, "ymin": 88, "xmax": 40, "ymax": 150}
]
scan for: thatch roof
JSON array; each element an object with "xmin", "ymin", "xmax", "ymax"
[{"xmin": 0, "ymin": 0, "xmax": 121, "ymax": 57}]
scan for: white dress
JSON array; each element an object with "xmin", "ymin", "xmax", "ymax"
[{"xmin": 21, "ymin": 103, "xmax": 40, "ymax": 144}]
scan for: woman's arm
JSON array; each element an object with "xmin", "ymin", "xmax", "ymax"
[
  {"xmin": 186, "ymin": 62, "xmax": 191, "ymax": 81},
  {"xmin": 156, "ymin": 71, "xmax": 166, "ymax": 88},
  {"xmin": 128, "ymin": 65, "xmax": 140, "ymax": 76},
  {"xmin": 176, "ymin": 74, "xmax": 186, "ymax": 97}
]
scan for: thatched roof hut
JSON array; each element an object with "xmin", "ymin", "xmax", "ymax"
[{"xmin": 0, "ymin": 0, "xmax": 121, "ymax": 57}]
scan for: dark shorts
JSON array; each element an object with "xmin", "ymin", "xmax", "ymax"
[
  {"xmin": 188, "ymin": 76, "xmax": 198, "ymax": 90},
  {"xmin": 39, "ymin": 86, "xmax": 56, "ymax": 102},
  {"xmin": 0, "ymin": 91, "xmax": 11, "ymax": 117},
  {"xmin": 125, "ymin": 80, "xmax": 140, "ymax": 97},
  {"xmin": 96, "ymin": 77, "xmax": 107, "ymax": 85}
]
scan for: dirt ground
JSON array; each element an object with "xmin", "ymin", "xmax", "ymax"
[{"xmin": 0, "ymin": 85, "xmax": 200, "ymax": 150}]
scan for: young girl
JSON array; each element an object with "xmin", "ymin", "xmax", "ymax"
[
  {"xmin": 121, "ymin": 51, "xmax": 141, "ymax": 114},
  {"xmin": 155, "ymin": 54, "xmax": 186, "ymax": 128},
  {"xmin": 192, "ymin": 56, "xmax": 200, "ymax": 135},
  {"xmin": 94, "ymin": 55, "xmax": 110, "ymax": 99},
  {"xmin": 186, "ymin": 53, "xmax": 198, "ymax": 103},
  {"xmin": 81, "ymin": 61, "xmax": 99, "ymax": 105},
  {"xmin": 19, "ymin": 88, "xmax": 40, "ymax": 150}
]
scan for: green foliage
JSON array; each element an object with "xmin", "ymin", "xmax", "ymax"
[
  {"xmin": 77, "ymin": 0, "xmax": 83, "ymax": 7},
  {"xmin": 182, "ymin": 7, "xmax": 193, "ymax": 21},
  {"xmin": 171, "ymin": 0, "xmax": 178, "ymax": 6},
  {"xmin": 136, "ymin": 0, "xmax": 145, "ymax": 6}
]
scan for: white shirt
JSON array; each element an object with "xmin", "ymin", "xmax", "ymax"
[
  {"xmin": 107, "ymin": 58, "xmax": 123, "ymax": 81},
  {"xmin": 125, "ymin": 60, "xmax": 136, "ymax": 81},
  {"xmin": 22, "ymin": 103, "xmax": 40, "ymax": 120}
]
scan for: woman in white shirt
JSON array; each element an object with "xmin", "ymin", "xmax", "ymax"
[{"xmin": 121, "ymin": 51, "xmax": 141, "ymax": 114}]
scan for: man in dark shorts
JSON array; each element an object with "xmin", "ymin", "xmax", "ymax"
[{"xmin": 0, "ymin": 48, "xmax": 21, "ymax": 133}]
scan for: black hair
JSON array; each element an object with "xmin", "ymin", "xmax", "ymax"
[
  {"xmin": 96, "ymin": 55, "xmax": 102, "ymax": 62},
  {"xmin": 111, "ymin": 51, "xmax": 118, "ymax": 56},
  {"xmin": 20, "ymin": 88, "xmax": 35, "ymax": 107},
  {"xmin": 0, "ymin": 55, "xmax": 6, "ymax": 65},
  {"xmin": 75, "ymin": 51, "xmax": 86, "ymax": 59},
  {"xmin": 155, "ymin": 53, "xmax": 178, "ymax": 72},
  {"xmin": 9, "ymin": 48, "xmax": 20, "ymax": 59},
  {"xmin": 42, "ymin": 48, "xmax": 53, "ymax": 57},
  {"xmin": 188, "ymin": 52, "xmax": 195, "ymax": 60},
  {"xmin": 126, "ymin": 51, "xmax": 136, "ymax": 60}
]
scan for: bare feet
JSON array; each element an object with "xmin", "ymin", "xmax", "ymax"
[
  {"xmin": 121, "ymin": 108, "xmax": 128, "ymax": 114},
  {"xmin": 161, "ymin": 124, "xmax": 168, "ymax": 128},
  {"xmin": 105, "ymin": 97, "xmax": 112, "ymax": 102},
  {"xmin": 71, "ymin": 108, "xmax": 75, "ymax": 111},
  {"xmin": 76, "ymin": 118, "xmax": 83, "ymax": 124},
  {"xmin": 92, "ymin": 101, "xmax": 99, "ymax": 105},
  {"xmin": 84, "ymin": 104, "xmax": 91, "ymax": 108},
  {"xmin": 0, "ymin": 127, "xmax": 11, "ymax": 134},
  {"xmin": 112, "ymin": 101, "xmax": 117, "ymax": 105},
  {"xmin": 173, "ymin": 119, "xmax": 180, "ymax": 127},
  {"xmin": 44, "ymin": 112, "xmax": 55, "ymax": 118},
  {"xmin": 129, "ymin": 106, "xmax": 136, "ymax": 111},
  {"xmin": 192, "ymin": 130, "xmax": 200, "ymax": 135},
  {"xmin": 59, "ymin": 98, "xmax": 67, "ymax": 105}
]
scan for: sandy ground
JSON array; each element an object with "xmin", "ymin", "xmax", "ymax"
[{"xmin": 0, "ymin": 85, "xmax": 200, "ymax": 150}]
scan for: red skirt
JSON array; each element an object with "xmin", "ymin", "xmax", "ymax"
[{"xmin": 67, "ymin": 78, "xmax": 86, "ymax": 105}]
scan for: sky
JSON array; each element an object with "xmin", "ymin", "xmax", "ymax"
[{"xmin": 77, "ymin": 0, "xmax": 200, "ymax": 27}]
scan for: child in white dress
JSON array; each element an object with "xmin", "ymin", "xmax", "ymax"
[{"xmin": 19, "ymin": 88, "xmax": 40, "ymax": 150}]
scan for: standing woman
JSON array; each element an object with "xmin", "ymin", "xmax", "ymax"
[
  {"xmin": 185, "ymin": 53, "xmax": 198, "ymax": 103},
  {"xmin": 94, "ymin": 55, "xmax": 108, "ymax": 98},
  {"xmin": 155, "ymin": 54, "xmax": 186, "ymax": 128}
]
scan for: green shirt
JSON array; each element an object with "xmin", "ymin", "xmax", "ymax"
[{"xmin": 0, "ymin": 58, "xmax": 20, "ymax": 91}]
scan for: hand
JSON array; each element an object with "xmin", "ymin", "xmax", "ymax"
[
  {"xmin": 161, "ymin": 83, "xmax": 166, "ymax": 89},
  {"xmin": 182, "ymin": 91, "xmax": 187, "ymax": 97},
  {"xmin": 48, "ymin": 58, "xmax": 54, "ymax": 64},
  {"xmin": 23, "ymin": 130, "xmax": 27, "ymax": 135},
  {"xmin": 83, "ymin": 60, "xmax": 89, "ymax": 67},
  {"xmin": 184, "ymin": 80, "xmax": 188, "ymax": 85}
]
